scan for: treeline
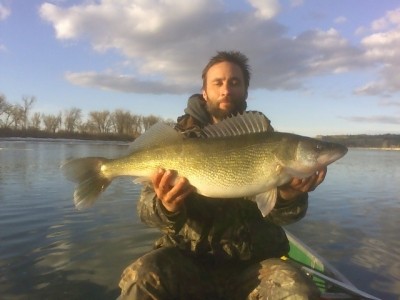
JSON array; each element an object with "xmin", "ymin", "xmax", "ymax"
[
  {"xmin": 2, "ymin": 94, "xmax": 399, "ymax": 146},
  {"xmin": 0, "ymin": 94, "xmax": 174, "ymax": 141},
  {"xmin": 318, "ymin": 134, "xmax": 400, "ymax": 149}
]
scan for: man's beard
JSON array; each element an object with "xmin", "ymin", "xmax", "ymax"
[{"xmin": 206, "ymin": 98, "xmax": 247, "ymax": 121}]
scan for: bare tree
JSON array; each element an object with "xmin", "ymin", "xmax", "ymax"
[
  {"xmin": 0, "ymin": 95, "xmax": 35, "ymax": 129},
  {"xmin": 0, "ymin": 92, "xmax": 175, "ymax": 140},
  {"xmin": 77, "ymin": 121, "xmax": 93, "ymax": 134},
  {"xmin": 112, "ymin": 109, "xmax": 141, "ymax": 135},
  {"xmin": 88, "ymin": 110, "xmax": 112, "ymax": 133},
  {"xmin": 0, "ymin": 94, "xmax": 7, "ymax": 116},
  {"xmin": 142, "ymin": 115, "xmax": 162, "ymax": 131},
  {"xmin": 30, "ymin": 112, "xmax": 41, "ymax": 130},
  {"xmin": 0, "ymin": 94, "xmax": 10, "ymax": 127},
  {"xmin": 42, "ymin": 113, "xmax": 62, "ymax": 133},
  {"xmin": 22, "ymin": 96, "xmax": 36, "ymax": 129},
  {"xmin": 63, "ymin": 107, "xmax": 82, "ymax": 132},
  {"xmin": 9, "ymin": 104, "xmax": 24, "ymax": 129},
  {"xmin": 131, "ymin": 114, "xmax": 142, "ymax": 136},
  {"xmin": 164, "ymin": 118, "xmax": 176, "ymax": 127}
]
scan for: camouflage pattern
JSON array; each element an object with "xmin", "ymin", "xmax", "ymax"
[
  {"xmin": 118, "ymin": 95, "xmax": 317, "ymax": 299},
  {"xmin": 118, "ymin": 248, "xmax": 320, "ymax": 300},
  {"xmin": 138, "ymin": 184, "xmax": 291, "ymax": 261}
]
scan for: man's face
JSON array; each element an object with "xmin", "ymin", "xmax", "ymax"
[{"xmin": 202, "ymin": 61, "xmax": 247, "ymax": 122}]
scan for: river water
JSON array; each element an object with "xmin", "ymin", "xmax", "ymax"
[{"xmin": 0, "ymin": 139, "xmax": 399, "ymax": 300}]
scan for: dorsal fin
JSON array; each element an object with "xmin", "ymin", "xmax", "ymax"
[
  {"xmin": 128, "ymin": 122, "xmax": 183, "ymax": 152},
  {"xmin": 201, "ymin": 111, "xmax": 270, "ymax": 138}
]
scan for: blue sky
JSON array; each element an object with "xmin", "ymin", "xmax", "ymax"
[{"xmin": 1, "ymin": 0, "xmax": 400, "ymax": 136}]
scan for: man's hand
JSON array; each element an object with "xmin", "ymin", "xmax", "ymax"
[
  {"xmin": 278, "ymin": 167, "xmax": 327, "ymax": 201},
  {"xmin": 152, "ymin": 168, "xmax": 195, "ymax": 213}
]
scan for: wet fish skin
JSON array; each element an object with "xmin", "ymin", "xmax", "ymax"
[{"xmin": 61, "ymin": 112, "xmax": 348, "ymax": 215}]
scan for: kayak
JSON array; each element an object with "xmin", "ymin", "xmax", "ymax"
[{"xmin": 285, "ymin": 230, "xmax": 381, "ymax": 300}]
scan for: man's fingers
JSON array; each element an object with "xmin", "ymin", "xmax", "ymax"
[
  {"xmin": 160, "ymin": 176, "xmax": 194, "ymax": 212},
  {"xmin": 163, "ymin": 177, "xmax": 192, "ymax": 202},
  {"xmin": 152, "ymin": 168, "xmax": 165, "ymax": 188},
  {"xmin": 302, "ymin": 176, "xmax": 318, "ymax": 192},
  {"xmin": 159, "ymin": 170, "xmax": 174, "ymax": 190},
  {"xmin": 174, "ymin": 187, "xmax": 195, "ymax": 203},
  {"xmin": 289, "ymin": 177, "xmax": 305, "ymax": 190},
  {"xmin": 287, "ymin": 167, "xmax": 327, "ymax": 193}
]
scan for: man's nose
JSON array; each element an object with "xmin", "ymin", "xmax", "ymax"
[{"xmin": 220, "ymin": 82, "xmax": 231, "ymax": 95}]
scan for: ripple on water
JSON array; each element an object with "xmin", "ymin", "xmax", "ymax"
[{"xmin": 1, "ymin": 144, "xmax": 400, "ymax": 300}]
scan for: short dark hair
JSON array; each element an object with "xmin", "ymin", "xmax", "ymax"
[{"xmin": 202, "ymin": 51, "xmax": 251, "ymax": 90}]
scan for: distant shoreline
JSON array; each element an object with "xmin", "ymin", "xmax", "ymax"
[
  {"xmin": 0, "ymin": 128, "xmax": 135, "ymax": 142},
  {"xmin": 353, "ymin": 147, "xmax": 400, "ymax": 151},
  {"xmin": 0, "ymin": 128, "xmax": 400, "ymax": 151},
  {"xmin": 318, "ymin": 134, "xmax": 400, "ymax": 150}
]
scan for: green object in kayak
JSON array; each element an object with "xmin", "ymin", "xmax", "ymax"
[{"xmin": 285, "ymin": 230, "xmax": 381, "ymax": 300}]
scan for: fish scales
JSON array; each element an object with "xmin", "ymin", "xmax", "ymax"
[
  {"xmin": 103, "ymin": 134, "xmax": 272, "ymax": 196},
  {"xmin": 61, "ymin": 112, "xmax": 348, "ymax": 215}
]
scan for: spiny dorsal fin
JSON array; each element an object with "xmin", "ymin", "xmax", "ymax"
[
  {"xmin": 128, "ymin": 122, "xmax": 183, "ymax": 152},
  {"xmin": 202, "ymin": 111, "xmax": 271, "ymax": 138}
]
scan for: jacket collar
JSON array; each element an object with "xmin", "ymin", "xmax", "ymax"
[{"xmin": 184, "ymin": 94, "xmax": 211, "ymax": 126}]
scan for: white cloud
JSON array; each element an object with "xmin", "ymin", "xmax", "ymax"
[
  {"xmin": 0, "ymin": 3, "xmax": 10, "ymax": 20},
  {"xmin": 39, "ymin": 0, "xmax": 376, "ymax": 95},
  {"xmin": 334, "ymin": 16, "xmax": 347, "ymax": 24},
  {"xmin": 355, "ymin": 26, "xmax": 367, "ymax": 36},
  {"xmin": 371, "ymin": 8, "xmax": 400, "ymax": 31},
  {"xmin": 371, "ymin": 18, "xmax": 389, "ymax": 32},
  {"xmin": 40, "ymin": 0, "xmax": 222, "ymax": 40},
  {"xmin": 293, "ymin": 28, "xmax": 364, "ymax": 75},
  {"xmin": 354, "ymin": 82, "xmax": 387, "ymax": 97},
  {"xmin": 247, "ymin": 0, "xmax": 280, "ymax": 19},
  {"xmin": 356, "ymin": 8, "xmax": 400, "ymax": 96},
  {"xmin": 0, "ymin": 3, "xmax": 10, "ymax": 52},
  {"xmin": 65, "ymin": 71, "xmax": 193, "ymax": 94}
]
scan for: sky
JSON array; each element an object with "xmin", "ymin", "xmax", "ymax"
[{"xmin": 1, "ymin": 0, "xmax": 400, "ymax": 136}]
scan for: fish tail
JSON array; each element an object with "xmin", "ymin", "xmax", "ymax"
[{"xmin": 61, "ymin": 157, "xmax": 112, "ymax": 210}]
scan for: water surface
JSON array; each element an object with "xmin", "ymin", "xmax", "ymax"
[{"xmin": 0, "ymin": 140, "xmax": 399, "ymax": 299}]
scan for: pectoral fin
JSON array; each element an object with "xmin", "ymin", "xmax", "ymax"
[{"xmin": 254, "ymin": 189, "xmax": 277, "ymax": 217}]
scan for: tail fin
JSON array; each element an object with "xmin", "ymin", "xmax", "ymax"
[{"xmin": 61, "ymin": 157, "xmax": 112, "ymax": 210}]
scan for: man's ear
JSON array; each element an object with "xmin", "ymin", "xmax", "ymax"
[
  {"xmin": 244, "ymin": 90, "xmax": 248, "ymax": 100},
  {"xmin": 202, "ymin": 89, "xmax": 207, "ymax": 101}
]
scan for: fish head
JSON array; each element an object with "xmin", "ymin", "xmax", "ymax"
[
  {"xmin": 294, "ymin": 137, "xmax": 348, "ymax": 176},
  {"xmin": 279, "ymin": 135, "xmax": 348, "ymax": 178}
]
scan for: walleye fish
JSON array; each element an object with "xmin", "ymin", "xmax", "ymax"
[{"xmin": 61, "ymin": 112, "xmax": 348, "ymax": 216}]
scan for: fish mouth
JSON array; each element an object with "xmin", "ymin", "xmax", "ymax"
[{"xmin": 317, "ymin": 145, "xmax": 348, "ymax": 166}]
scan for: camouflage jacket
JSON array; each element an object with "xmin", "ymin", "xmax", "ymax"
[{"xmin": 137, "ymin": 94, "xmax": 308, "ymax": 262}]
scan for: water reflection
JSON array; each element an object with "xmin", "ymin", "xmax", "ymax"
[
  {"xmin": 351, "ymin": 204, "xmax": 400, "ymax": 297},
  {"xmin": 1, "ymin": 141, "xmax": 399, "ymax": 299},
  {"xmin": 286, "ymin": 148, "xmax": 400, "ymax": 299}
]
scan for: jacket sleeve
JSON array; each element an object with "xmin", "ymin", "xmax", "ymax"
[{"xmin": 137, "ymin": 183, "xmax": 187, "ymax": 235}]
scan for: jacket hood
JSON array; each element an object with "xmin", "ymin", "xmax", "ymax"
[{"xmin": 184, "ymin": 94, "xmax": 211, "ymax": 125}]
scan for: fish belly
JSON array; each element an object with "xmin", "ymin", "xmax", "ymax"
[{"xmin": 109, "ymin": 137, "xmax": 287, "ymax": 199}]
